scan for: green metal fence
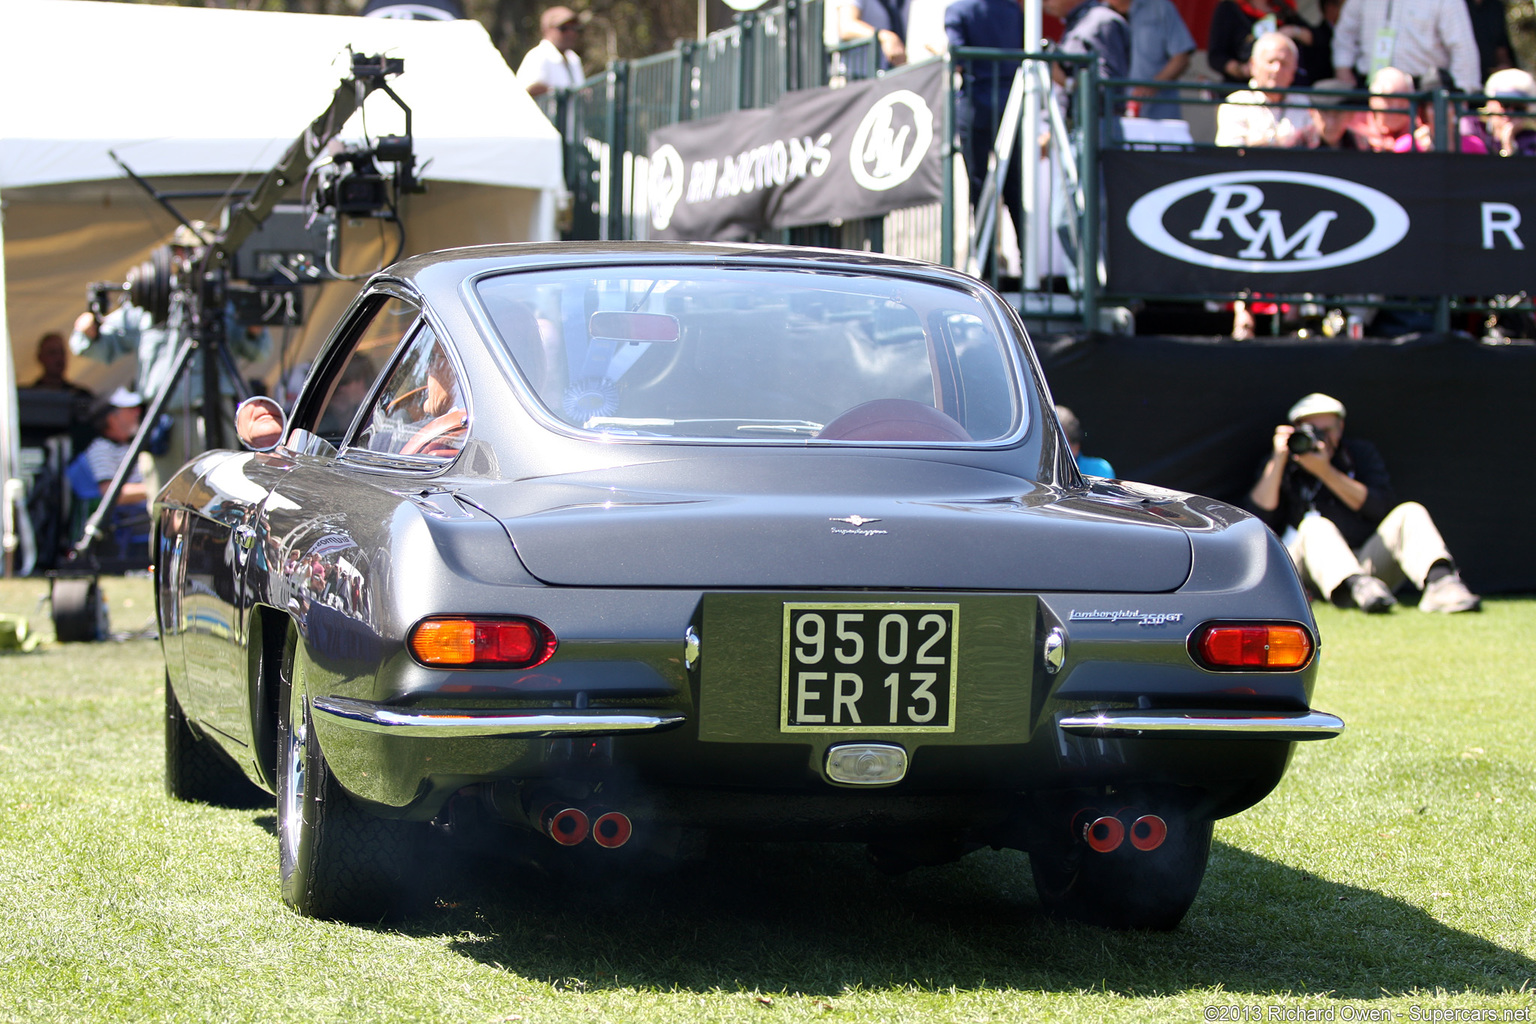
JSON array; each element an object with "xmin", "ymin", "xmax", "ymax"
[{"xmin": 536, "ymin": 3, "xmax": 1102, "ymax": 331}]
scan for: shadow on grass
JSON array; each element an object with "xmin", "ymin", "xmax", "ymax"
[{"xmin": 384, "ymin": 835, "xmax": 1535, "ymax": 999}]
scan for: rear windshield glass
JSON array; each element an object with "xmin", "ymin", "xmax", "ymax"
[{"xmin": 473, "ymin": 266, "xmax": 1025, "ymax": 444}]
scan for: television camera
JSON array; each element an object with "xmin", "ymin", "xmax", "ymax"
[{"xmin": 71, "ymin": 51, "xmax": 424, "ymax": 568}]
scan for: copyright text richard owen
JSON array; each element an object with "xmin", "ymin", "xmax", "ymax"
[{"xmin": 1204, "ymin": 1006, "xmax": 1531, "ymax": 1021}]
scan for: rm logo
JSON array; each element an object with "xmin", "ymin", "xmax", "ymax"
[{"xmin": 1127, "ymin": 170, "xmax": 1409, "ymax": 272}]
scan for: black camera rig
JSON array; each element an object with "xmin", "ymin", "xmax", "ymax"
[{"xmin": 73, "ymin": 51, "xmax": 424, "ymax": 561}]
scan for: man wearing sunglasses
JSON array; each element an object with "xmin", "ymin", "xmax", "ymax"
[{"xmin": 518, "ymin": 5, "xmax": 586, "ymax": 97}]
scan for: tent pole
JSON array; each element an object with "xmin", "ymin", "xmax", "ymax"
[{"xmin": 0, "ymin": 185, "xmax": 30, "ymax": 577}]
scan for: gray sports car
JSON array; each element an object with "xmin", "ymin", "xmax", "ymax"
[{"xmin": 157, "ymin": 242, "xmax": 1342, "ymax": 927}]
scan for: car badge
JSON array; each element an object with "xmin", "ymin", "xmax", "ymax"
[{"xmin": 829, "ymin": 514, "xmax": 887, "ymax": 537}]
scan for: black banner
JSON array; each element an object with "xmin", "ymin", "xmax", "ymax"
[
  {"xmin": 1104, "ymin": 150, "xmax": 1536, "ymax": 294},
  {"xmin": 647, "ymin": 61, "xmax": 944, "ymax": 240}
]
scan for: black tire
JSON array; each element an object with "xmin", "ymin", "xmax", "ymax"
[
  {"xmin": 165, "ymin": 676, "xmax": 269, "ymax": 808},
  {"xmin": 1030, "ymin": 814, "xmax": 1213, "ymax": 930},
  {"xmin": 52, "ymin": 577, "xmax": 108, "ymax": 643},
  {"xmin": 277, "ymin": 633, "xmax": 422, "ymax": 921}
]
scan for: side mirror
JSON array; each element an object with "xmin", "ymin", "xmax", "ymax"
[{"xmin": 235, "ymin": 396, "xmax": 287, "ymax": 452}]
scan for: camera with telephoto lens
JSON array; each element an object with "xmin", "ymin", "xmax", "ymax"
[{"xmin": 1288, "ymin": 422, "xmax": 1323, "ymax": 454}]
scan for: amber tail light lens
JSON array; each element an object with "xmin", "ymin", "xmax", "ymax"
[
  {"xmin": 1191, "ymin": 624, "xmax": 1313, "ymax": 670},
  {"xmin": 409, "ymin": 616, "xmax": 557, "ymax": 669}
]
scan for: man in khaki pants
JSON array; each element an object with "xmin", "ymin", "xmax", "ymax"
[{"xmin": 1247, "ymin": 393, "xmax": 1480, "ymax": 613}]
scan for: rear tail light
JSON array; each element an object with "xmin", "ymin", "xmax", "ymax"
[
  {"xmin": 1191, "ymin": 623, "xmax": 1313, "ymax": 670},
  {"xmin": 408, "ymin": 616, "xmax": 557, "ymax": 669}
]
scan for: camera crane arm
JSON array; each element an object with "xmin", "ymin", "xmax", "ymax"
[
  {"xmin": 218, "ymin": 53, "xmax": 408, "ymax": 263},
  {"xmin": 74, "ymin": 53, "xmax": 410, "ymax": 560}
]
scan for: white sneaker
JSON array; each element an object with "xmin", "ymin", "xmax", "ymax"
[
  {"xmin": 1420, "ymin": 573, "xmax": 1481, "ymax": 613},
  {"xmin": 1349, "ymin": 574, "xmax": 1397, "ymax": 613}
]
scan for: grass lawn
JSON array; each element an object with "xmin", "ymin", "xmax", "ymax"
[{"xmin": 1, "ymin": 576, "xmax": 1532, "ymax": 1023}]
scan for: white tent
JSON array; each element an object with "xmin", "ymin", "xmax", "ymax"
[{"xmin": 1, "ymin": 0, "xmax": 566, "ymax": 573}]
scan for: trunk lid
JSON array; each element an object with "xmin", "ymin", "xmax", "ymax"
[{"xmin": 465, "ymin": 456, "xmax": 1192, "ymax": 592}]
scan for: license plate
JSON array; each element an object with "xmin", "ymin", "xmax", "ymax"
[{"xmin": 780, "ymin": 603, "xmax": 958, "ymax": 732}]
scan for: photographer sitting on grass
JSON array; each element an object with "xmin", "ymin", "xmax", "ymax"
[{"xmin": 1247, "ymin": 393, "xmax": 1479, "ymax": 613}]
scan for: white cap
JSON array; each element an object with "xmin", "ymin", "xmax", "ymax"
[
  {"xmin": 1288, "ymin": 393, "xmax": 1346, "ymax": 422},
  {"xmin": 106, "ymin": 386, "xmax": 142, "ymax": 408},
  {"xmin": 1485, "ymin": 68, "xmax": 1536, "ymax": 103}
]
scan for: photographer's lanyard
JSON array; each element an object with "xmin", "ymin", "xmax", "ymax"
[{"xmin": 1369, "ymin": 0, "xmax": 1398, "ymax": 76}]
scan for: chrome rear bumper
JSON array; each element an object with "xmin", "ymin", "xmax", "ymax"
[
  {"xmin": 312, "ymin": 695, "xmax": 686, "ymax": 738},
  {"xmin": 1057, "ymin": 708, "xmax": 1344, "ymax": 741}
]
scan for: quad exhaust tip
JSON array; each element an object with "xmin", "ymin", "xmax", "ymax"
[
  {"xmin": 1129, "ymin": 814, "xmax": 1168, "ymax": 851},
  {"xmin": 590, "ymin": 809, "xmax": 633, "ymax": 849},
  {"xmin": 538, "ymin": 803, "xmax": 590, "ymax": 846}
]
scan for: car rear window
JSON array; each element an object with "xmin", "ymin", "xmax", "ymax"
[{"xmin": 473, "ymin": 266, "xmax": 1025, "ymax": 444}]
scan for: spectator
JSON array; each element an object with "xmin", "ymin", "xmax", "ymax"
[
  {"xmin": 79, "ymin": 388, "xmax": 149, "ymax": 508},
  {"xmin": 1331, "ymin": 0, "xmax": 1479, "ymax": 98},
  {"xmin": 22, "ymin": 331, "xmax": 95, "ymax": 450},
  {"xmin": 1309, "ymin": 77, "xmax": 1368, "ymax": 148},
  {"xmin": 1207, "ymin": 0, "xmax": 1315, "ymax": 97},
  {"xmin": 1215, "ymin": 33, "xmax": 1318, "ymax": 147},
  {"xmin": 1465, "ymin": 0, "xmax": 1514, "ymax": 84},
  {"xmin": 836, "ymin": 0, "xmax": 909, "ymax": 70},
  {"xmin": 1365, "ymin": 66, "xmax": 1417, "ymax": 150},
  {"xmin": 24, "ymin": 332, "xmax": 93, "ymax": 400},
  {"xmin": 517, "ymin": 6, "xmax": 585, "ymax": 97},
  {"xmin": 905, "ymin": 0, "xmax": 949, "ymax": 60},
  {"xmin": 1055, "ymin": 405, "xmax": 1115, "ymax": 477},
  {"xmin": 1046, "ymin": 0, "xmax": 1132, "ymax": 87},
  {"xmin": 1392, "ymin": 67, "xmax": 1489, "ymax": 151},
  {"xmin": 1480, "ymin": 67, "xmax": 1536, "ymax": 155},
  {"xmin": 1246, "ymin": 393, "xmax": 1480, "ymax": 614},
  {"xmin": 1300, "ymin": 0, "xmax": 1343, "ymax": 87},
  {"xmin": 1127, "ymin": 0, "xmax": 1197, "ymax": 119},
  {"xmin": 946, "ymin": 0, "xmax": 1023, "ymax": 260}
]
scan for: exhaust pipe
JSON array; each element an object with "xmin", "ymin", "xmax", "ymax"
[
  {"xmin": 537, "ymin": 802, "xmax": 590, "ymax": 846},
  {"xmin": 589, "ymin": 808, "xmax": 633, "ymax": 849},
  {"xmin": 1128, "ymin": 814, "xmax": 1167, "ymax": 852},
  {"xmin": 1072, "ymin": 808, "xmax": 1125, "ymax": 853}
]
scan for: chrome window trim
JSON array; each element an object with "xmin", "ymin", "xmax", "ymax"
[{"xmin": 462, "ymin": 262, "xmax": 1035, "ymax": 451}]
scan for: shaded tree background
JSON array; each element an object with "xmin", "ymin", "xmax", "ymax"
[{"xmin": 96, "ymin": 0, "xmax": 738, "ymax": 73}]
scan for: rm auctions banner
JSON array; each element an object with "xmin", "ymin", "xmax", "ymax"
[
  {"xmin": 1104, "ymin": 150, "xmax": 1536, "ymax": 295},
  {"xmin": 647, "ymin": 61, "xmax": 944, "ymax": 240}
]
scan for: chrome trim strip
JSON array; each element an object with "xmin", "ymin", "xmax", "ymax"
[
  {"xmin": 311, "ymin": 696, "xmax": 686, "ymax": 738},
  {"xmin": 1057, "ymin": 709, "xmax": 1345, "ymax": 741}
]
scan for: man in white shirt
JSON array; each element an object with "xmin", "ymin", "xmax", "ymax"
[
  {"xmin": 1331, "ymin": 0, "xmax": 1479, "ymax": 94},
  {"xmin": 517, "ymin": 6, "xmax": 585, "ymax": 96},
  {"xmin": 1216, "ymin": 32, "xmax": 1318, "ymax": 147}
]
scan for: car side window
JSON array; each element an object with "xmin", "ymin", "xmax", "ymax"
[
  {"xmin": 303, "ymin": 295, "xmax": 421, "ymax": 447},
  {"xmin": 350, "ymin": 327, "xmax": 468, "ymax": 459}
]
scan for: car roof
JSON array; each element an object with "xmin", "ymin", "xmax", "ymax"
[{"xmin": 388, "ymin": 241, "xmax": 986, "ymax": 298}]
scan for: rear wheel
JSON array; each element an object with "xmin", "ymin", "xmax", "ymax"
[
  {"xmin": 165, "ymin": 675, "xmax": 268, "ymax": 808},
  {"xmin": 277, "ymin": 634, "xmax": 421, "ymax": 921},
  {"xmin": 1030, "ymin": 814, "xmax": 1213, "ymax": 930}
]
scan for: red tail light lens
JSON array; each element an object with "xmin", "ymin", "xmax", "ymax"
[
  {"xmin": 409, "ymin": 616, "xmax": 557, "ymax": 668},
  {"xmin": 1192, "ymin": 624, "xmax": 1313, "ymax": 670}
]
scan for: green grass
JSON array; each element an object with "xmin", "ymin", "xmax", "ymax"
[{"xmin": 1, "ymin": 577, "xmax": 1532, "ymax": 1023}]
